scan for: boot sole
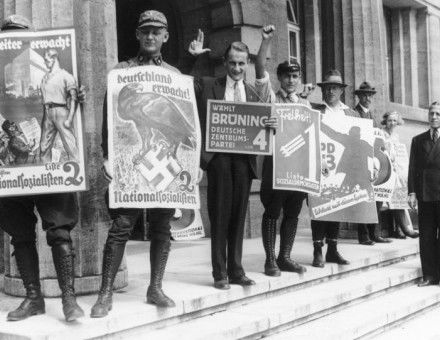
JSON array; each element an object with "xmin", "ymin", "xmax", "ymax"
[
  {"xmin": 146, "ymin": 297, "xmax": 176, "ymax": 308},
  {"xmin": 90, "ymin": 305, "xmax": 112, "ymax": 318},
  {"xmin": 65, "ymin": 309, "xmax": 85, "ymax": 322},
  {"xmin": 7, "ymin": 309, "xmax": 45, "ymax": 321}
]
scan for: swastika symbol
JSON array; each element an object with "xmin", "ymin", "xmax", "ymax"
[{"xmin": 135, "ymin": 146, "xmax": 182, "ymax": 192}]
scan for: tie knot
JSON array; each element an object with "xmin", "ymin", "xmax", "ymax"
[{"xmin": 287, "ymin": 92, "xmax": 297, "ymax": 102}]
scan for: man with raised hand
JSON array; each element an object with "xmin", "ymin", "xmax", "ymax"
[{"xmin": 254, "ymin": 25, "xmax": 309, "ymax": 276}]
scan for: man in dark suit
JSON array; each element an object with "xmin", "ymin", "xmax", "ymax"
[
  {"xmin": 196, "ymin": 39, "xmax": 276, "ymax": 289},
  {"xmin": 408, "ymin": 101, "xmax": 440, "ymax": 287},
  {"xmin": 353, "ymin": 82, "xmax": 391, "ymax": 245}
]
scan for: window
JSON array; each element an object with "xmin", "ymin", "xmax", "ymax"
[{"xmin": 287, "ymin": 0, "xmax": 301, "ymax": 64}]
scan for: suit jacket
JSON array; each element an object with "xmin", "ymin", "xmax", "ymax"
[
  {"xmin": 408, "ymin": 130, "xmax": 440, "ymax": 201},
  {"xmin": 354, "ymin": 104, "xmax": 379, "ymax": 128},
  {"xmin": 196, "ymin": 76, "xmax": 263, "ymax": 178}
]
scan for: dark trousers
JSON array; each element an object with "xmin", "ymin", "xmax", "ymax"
[
  {"xmin": 105, "ymin": 191, "xmax": 173, "ymax": 244},
  {"xmin": 207, "ymin": 153, "xmax": 252, "ymax": 281},
  {"xmin": 311, "ymin": 220, "xmax": 339, "ymax": 241},
  {"xmin": 357, "ymin": 201, "xmax": 382, "ymax": 242},
  {"xmin": 260, "ymin": 156, "xmax": 306, "ymax": 220},
  {"xmin": 418, "ymin": 201, "xmax": 440, "ymax": 281},
  {"xmin": 0, "ymin": 194, "xmax": 78, "ymax": 247}
]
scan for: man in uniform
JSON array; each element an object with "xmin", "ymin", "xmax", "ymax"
[
  {"xmin": 310, "ymin": 70, "xmax": 357, "ymax": 268},
  {"xmin": 254, "ymin": 26, "xmax": 308, "ymax": 276},
  {"xmin": 408, "ymin": 101, "xmax": 440, "ymax": 287},
  {"xmin": 40, "ymin": 48, "xmax": 79, "ymax": 163},
  {"xmin": 92, "ymin": 10, "xmax": 209, "ymax": 317},
  {"xmin": 195, "ymin": 27, "xmax": 277, "ymax": 289},
  {"xmin": 353, "ymin": 81, "xmax": 391, "ymax": 245},
  {"xmin": 2, "ymin": 120, "xmax": 36, "ymax": 164},
  {"xmin": 0, "ymin": 14, "xmax": 84, "ymax": 322}
]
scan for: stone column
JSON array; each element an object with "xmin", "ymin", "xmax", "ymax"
[
  {"xmin": 2, "ymin": 0, "xmax": 127, "ymax": 297},
  {"xmin": 340, "ymin": 0, "xmax": 389, "ymax": 111},
  {"xmin": 417, "ymin": 8, "xmax": 429, "ymax": 108},
  {"xmin": 401, "ymin": 8, "xmax": 419, "ymax": 107},
  {"xmin": 427, "ymin": 11, "xmax": 440, "ymax": 102}
]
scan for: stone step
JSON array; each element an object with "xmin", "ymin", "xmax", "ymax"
[
  {"xmin": 125, "ymin": 258, "xmax": 422, "ymax": 340},
  {"xmin": 267, "ymin": 280, "xmax": 440, "ymax": 340},
  {"xmin": 368, "ymin": 304, "xmax": 440, "ymax": 340},
  {"xmin": 0, "ymin": 238, "xmax": 419, "ymax": 339}
]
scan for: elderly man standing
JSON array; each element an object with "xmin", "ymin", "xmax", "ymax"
[
  {"xmin": 353, "ymin": 82, "xmax": 391, "ymax": 245},
  {"xmin": 0, "ymin": 14, "xmax": 84, "ymax": 322},
  {"xmin": 310, "ymin": 70, "xmax": 358, "ymax": 268},
  {"xmin": 408, "ymin": 101, "xmax": 440, "ymax": 287}
]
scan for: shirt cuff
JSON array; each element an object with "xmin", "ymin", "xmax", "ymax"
[{"xmin": 255, "ymin": 71, "xmax": 270, "ymax": 84}]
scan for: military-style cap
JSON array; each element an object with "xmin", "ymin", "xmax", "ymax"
[
  {"xmin": 317, "ymin": 69, "xmax": 347, "ymax": 88},
  {"xmin": 354, "ymin": 81, "xmax": 377, "ymax": 95},
  {"xmin": 277, "ymin": 60, "xmax": 301, "ymax": 76},
  {"xmin": 138, "ymin": 10, "xmax": 168, "ymax": 29},
  {"xmin": 1, "ymin": 14, "xmax": 32, "ymax": 30}
]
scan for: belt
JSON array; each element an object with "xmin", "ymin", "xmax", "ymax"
[{"xmin": 44, "ymin": 103, "xmax": 67, "ymax": 109}]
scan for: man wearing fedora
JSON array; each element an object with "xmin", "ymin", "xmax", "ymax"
[
  {"xmin": 353, "ymin": 82, "xmax": 392, "ymax": 245},
  {"xmin": 94, "ymin": 10, "xmax": 209, "ymax": 317},
  {"xmin": 310, "ymin": 69, "xmax": 358, "ymax": 268}
]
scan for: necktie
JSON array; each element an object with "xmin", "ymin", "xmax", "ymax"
[
  {"xmin": 234, "ymin": 81, "xmax": 242, "ymax": 102},
  {"xmin": 433, "ymin": 128, "xmax": 439, "ymax": 143},
  {"xmin": 288, "ymin": 92, "xmax": 297, "ymax": 103}
]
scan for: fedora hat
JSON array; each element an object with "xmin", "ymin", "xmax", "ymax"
[
  {"xmin": 354, "ymin": 81, "xmax": 377, "ymax": 95},
  {"xmin": 317, "ymin": 69, "xmax": 347, "ymax": 88}
]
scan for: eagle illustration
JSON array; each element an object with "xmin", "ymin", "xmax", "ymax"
[{"xmin": 117, "ymin": 83, "xmax": 196, "ymax": 160}]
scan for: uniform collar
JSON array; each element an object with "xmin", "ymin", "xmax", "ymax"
[
  {"xmin": 278, "ymin": 88, "xmax": 299, "ymax": 102},
  {"xmin": 136, "ymin": 53, "xmax": 163, "ymax": 66}
]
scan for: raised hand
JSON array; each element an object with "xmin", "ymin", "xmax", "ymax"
[
  {"xmin": 262, "ymin": 25, "xmax": 275, "ymax": 40},
  {"xmin": 188, "ymin": 29, "xmax": 211, "ymax": 56}
]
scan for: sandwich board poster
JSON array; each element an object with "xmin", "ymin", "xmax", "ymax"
[
  {"xmin": 0, "ymin": 28, "xmax": 86, "ymax": 196},
  {"xmin": 309, "ymin": 115, "xmax": 378, "ymax": 223},
  {"xmin": 107, "ymin": 65, "xmax": 201, "ymax": 209},
  {"xmin": 272, "ymin": 103, "xmax": 321, "ymax": 195}
]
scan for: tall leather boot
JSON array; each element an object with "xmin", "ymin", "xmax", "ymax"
[
  {"xmin": 325, "ymin": 239, "xmax": 350, "ymax": 265},
  {"xmin": 358, "ymin": 224, "xmax": 375, "ymax": 245},
  {"xmin": 312, "ymin": 240, "xmax": 325, "ymax": 268},
  {"xmin": 277, "ymin": 217, "xmax": 306, "ymax": 274},
  {"xmin": 90, "ymin": 243, "xmax": 126, "ymax": 318},
  {"xmin": 51, "ymin": 243, "xmax": 85, "ymax": 322},
  {"xmin": 368, "ymin": 224, "xmax": 391, "ymax": 243},
  {"xmin": 400, "ymin": 224, "xmax": 419, "ymax": 238},
  {"xmin": 146, "ymin": 239, "xmax": 175, "ymax": 307},
  {"xmin": 262, "ymin": 216, "xmax": 281, "ymax": 276},
  {"xmin": 7, "ymin": 243, "xmax": 45, "ymax": 321}
]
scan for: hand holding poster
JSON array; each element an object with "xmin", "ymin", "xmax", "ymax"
[
  {"xmin": 273, "ymin": 103, "xmax": 321, "ymax": 195},
  {"xmin": 107, "ymin": 65, "xmax": 201, "ymax": 209},
  {"xmin": 309, "ymin": 115, "xmax": 377, "ymax": 223},
  {"xmin": 0, "ymin": 29, "xmax": 86, "ymax": 196},
  {"xmin": 206, "ymin": 100, "xmax": 272, "ymax": 155}
]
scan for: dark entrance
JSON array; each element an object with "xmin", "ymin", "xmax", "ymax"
[
  {"xmin": 115, "ymin": 0, "xmax": 182, "ymax": 64},
  {"xmin": 115, "ymin": 0, "xmax": 181, "ymax": 240}
]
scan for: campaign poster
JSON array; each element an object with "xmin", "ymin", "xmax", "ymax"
[
  {"xmin": 389, "ymin": 143, "xmax": 409, "ymax": 209},
  {"xmin": 0, "ymin": 29, "xmax": 86, "ymax": 196},
  {"xmin": 309, "ymin": 115, "xmax": 378, "ymax": 223},
  {"xmin": 170, "ymin": 209, "xmax": 205, "ymax": 241},
  {"xmin": 372, "ymin": 128, "xmax": 396, "ymax": 202},
  {"xmin": 107, "ymin": 65, "xmax": 201, "ymax": 209},
  {"xmin": 273, "ymin": 103, "xmax": 321, "ymax": 195},
  {"xmin": 206, "ymin": 100, "xmax": 272, "ymax": 155}
]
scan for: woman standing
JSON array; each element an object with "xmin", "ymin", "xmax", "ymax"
[{"xmin": 382, "ymin": 111, "xmax": 419, "ymax": 239}]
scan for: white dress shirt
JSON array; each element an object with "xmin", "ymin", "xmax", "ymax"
[{"xmin": 224, "ymin": 75, "xmax": 246, "ymax": 102}]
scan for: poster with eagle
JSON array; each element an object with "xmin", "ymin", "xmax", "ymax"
[{"xmin": 107, "ymin": 65, "xmax": 201, "ymax": 209}]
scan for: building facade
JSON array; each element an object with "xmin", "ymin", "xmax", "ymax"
[{"xmin": 0, "ymin": 0, "xmax": 439, "ymax": 294}]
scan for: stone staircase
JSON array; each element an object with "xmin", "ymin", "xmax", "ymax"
[{"xmin": 0, "ymin": 237, "xmax": 434, "ymax": 340}]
